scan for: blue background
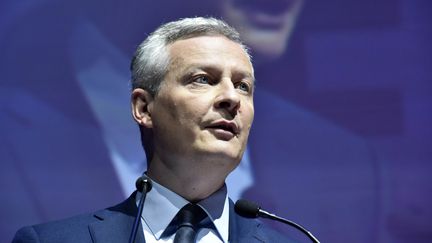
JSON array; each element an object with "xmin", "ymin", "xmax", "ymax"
[{"xmin": 1, "ymin": 0, "xmax": 431, "ymax": 242}]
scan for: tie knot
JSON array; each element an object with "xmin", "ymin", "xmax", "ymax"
[
  {"xmin": 177, "ymin": 203, "xmax": 207, "ymax": 228},
  {"xmin": 173, "ymin": 204, "xmax": 209, "ymax": 243}
]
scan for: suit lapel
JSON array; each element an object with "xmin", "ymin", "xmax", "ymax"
[
  {"xmin": 89, "ymin": 193, "xmax": 145, "ymax": 243},
  {"xmin": 229, "ymin": 201, "xmax": 268, "ymax": 243},
  {"xmin": 87, "ymin": 195, "xmax": 269, "ymax": 243}
]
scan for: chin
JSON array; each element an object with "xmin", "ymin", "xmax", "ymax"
[
  {"xmin": 193, "ymin": 137, "xmax": 245, "ymax": 162},
  {"xmin": 199, "ymin": 146, "xmax": 243, "ymax": 164},
  {"xmin": 243, "ymin": 30, "xmax": 290, "ymax": 58},
  {"xmin": 213, "ymin": 141, "xmax": 244, "ymax": 156}
]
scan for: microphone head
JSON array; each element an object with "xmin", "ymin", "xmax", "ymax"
[
  {"xmin": 135, "ymin": 176, "xmax": 152, "ymax": 193},
  {"xmin": 234, "ymin": 199, "xmax": 261, "ymax": 218}
]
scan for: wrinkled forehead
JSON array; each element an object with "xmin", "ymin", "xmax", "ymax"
[{"xmin": 166, "ymin": 35, "xmax": 254, "ymax": 77}]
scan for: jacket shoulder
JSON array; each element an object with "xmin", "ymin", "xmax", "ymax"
[
  {"xmin": 12, "ymin": 211, "xmax": 103, "ymax": 243},
  {"xmin": 12, "ymin": 194, "xmax": 136, "ymax": 243}
]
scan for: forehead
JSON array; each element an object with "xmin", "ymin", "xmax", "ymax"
[{"xmin": 167, "ymin": 35, "xmax": 254, "ymax": 78}]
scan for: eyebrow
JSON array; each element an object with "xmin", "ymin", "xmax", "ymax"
[{"xmin": 182, "ymin": 64, "xmax": 255, "ymax": 83}]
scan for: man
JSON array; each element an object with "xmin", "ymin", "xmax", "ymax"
[
  {"xmin": 12, "ymin": 17, "xmax": 292, "ymax": 243},
  {"xmin": 1, "ymin": 2, "xmax": 380, "ymax": 242},
  {"xmin": 221, "ymin": 0, "xmax": 304, "ymax": 59}
]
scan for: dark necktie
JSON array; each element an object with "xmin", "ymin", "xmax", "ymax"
[{"xmin": 173, "ymin": 203, "xmax": 207, "ymax": 243}]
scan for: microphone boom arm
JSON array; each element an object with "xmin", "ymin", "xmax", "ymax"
[
  {"xmin": 128, "ymin": 177, "xmax": 152, "ymax": 243},
  {"xmin": 258, "ymin": 209, "xmax": 320, "ymax": 243}
]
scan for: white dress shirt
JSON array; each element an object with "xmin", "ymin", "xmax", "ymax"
[{"xmin": 136, "ymin": 177, "xmax": 229, "ymax": 243}]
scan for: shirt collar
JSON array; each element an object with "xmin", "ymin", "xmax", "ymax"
[{"xmin": 136, "ymin": 175, "xmax": 229, "ymax": 242}]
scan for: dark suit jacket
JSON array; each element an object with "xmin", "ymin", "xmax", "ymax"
[{"xmin": 12, "ymin": 193, "xmax": 294, "ymax": 243}]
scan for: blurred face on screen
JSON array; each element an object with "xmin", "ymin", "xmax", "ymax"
[
  {"xmin": 143, "ymin": 35, "xmax": 255, "ymax": 179},
  {"xmin": 222, "ymin": 0, "xmax": 304, "ymax": 59}
]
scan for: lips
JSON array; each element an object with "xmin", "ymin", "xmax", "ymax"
[
  {"xmin": 232, "ymin": 0, "xmax": 296, "ymax": 16},
  {"xmin": 230, "ymin": 0, "xmax": 297, "ymax": 30},
  {"xmin": 206, "ymin": 120, "xmax": 239, "ymax": 139}
]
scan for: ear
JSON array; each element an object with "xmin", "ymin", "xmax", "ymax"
[{"xmin": 131, "ymin": 88, "xmax": 154, "ymax": 128}]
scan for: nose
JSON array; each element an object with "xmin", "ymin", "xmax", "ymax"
[{"xmin": 214, "ymin": 80, "xmax": 241, "ymax": 117}]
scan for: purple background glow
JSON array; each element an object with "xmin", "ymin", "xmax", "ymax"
[{"xmin": 1, "ymin": 0, "xmax": 431, "ymax": 242}]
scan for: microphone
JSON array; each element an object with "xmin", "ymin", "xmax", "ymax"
[
  {"xmin": 128, "ymin": 176, "xmax": 152, "ymax": 243},
  {"xmin": 235, "ymin": 199, "xmax": 320, "ymax": 243}
]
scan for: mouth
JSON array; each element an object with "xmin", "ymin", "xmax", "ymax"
[
  {"xmin": 229, "ymin": 0, "xmax": 297, "ymax": 30},
  {"xmin": 232, "ymin": 0, "xmax": 296, "ymax": 16},
  {"xmin": 206, "ymin": 120, "xmax": 239, "ymax": 140}
]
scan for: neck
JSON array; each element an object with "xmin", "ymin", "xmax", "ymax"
[{"xmin": 146, "ymin": 155, "xmax": 230, "ymax": 202}]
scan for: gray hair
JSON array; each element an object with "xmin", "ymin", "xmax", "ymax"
[{"xmin": 130, "ymin": 17, "xmax": 251, "ymax": 95}]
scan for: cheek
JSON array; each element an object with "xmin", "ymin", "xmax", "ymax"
[
  {"xmin": 157, "ymin": 98, "xmax": 208, "ymax": 135},
  {"xmin": 177, "ymin": 98, "xmax": 210, "ymax": 123},
  {"xmin": 155, "ymin": 101, "xmax": 178, "ymax": 122},
  {"xmin": 241, "ymin": 103, "xmax": 255, "ymax": 128}
]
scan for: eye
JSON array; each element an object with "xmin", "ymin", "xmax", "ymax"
[
  {"xmin": 236, "ymin": 81, "xmax": 252, "ymax": 93},
  {"xmin": 193, "ymin": 76, "xmax": 211, "ymax": 84}
]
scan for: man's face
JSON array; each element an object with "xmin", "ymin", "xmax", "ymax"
[
  {"xmin": 222, "ymin": 0, "xmax": 304, "ymax": 59},
  {"xmin": 150, "ymin": 35, "xmax": 254, "ymax": 173}
]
